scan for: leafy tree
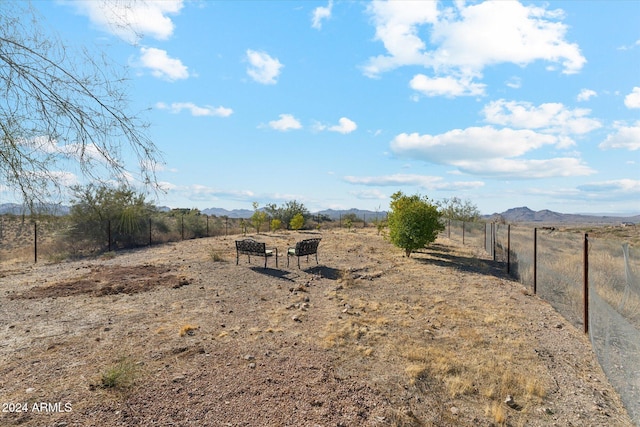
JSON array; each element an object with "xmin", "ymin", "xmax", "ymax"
[
  {"xmin": 289, "ymin": 213, "xmax": 305, "ymax": 230},
  {"xmin": 265, "ymin": 200, "xmax": 309, "ymax": 230},
  {"xmin": 387, "ymin": 191, "xmax": 444, "ymax": 258},
  {"xmin": 251, "ymin": 202, "xmax": 267, "ymax": 234},
  {"xmin": 270, "ymin": 218, "xmax": 282, "ymax": 232},
  {"xmin": 0, "ymin": 1, "xmax": 160, "ymax": 208},
  {"xmin": 438, "ymin": 197, "xmax": 481, "ymax": 222},
  {"xmin": 67, "ymin": 184, "xmax": 156, "ymax": 250}
]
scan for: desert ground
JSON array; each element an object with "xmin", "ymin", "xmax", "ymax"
[{"xmin": 0, "ymin": 228, "xmax": 634, "ymax": 426}]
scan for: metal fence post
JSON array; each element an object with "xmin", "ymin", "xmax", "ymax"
[
  {"xmin": 507, "ymin": 224, "xmax": 511, "ymax": 275},
  {"xmin": 34, "ymin": 222, "xmax": 37, "ymax": 263},
  {"xmin": 533, "ymin": 227, "xmax": 537, "ymax": 295},
  {"xmin": 583, "ymin": 233, "xmax": 589, "ymax": 334}
]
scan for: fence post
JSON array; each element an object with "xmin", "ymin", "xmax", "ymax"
[
  {"xmin": 507, "ymin": 224, "xmax": 511, "ymax": 275},
  {"xmin": 484, "ymin": 223, "xmax": 487, "ymax": 252},
  {"xmin": 492, "ymin": 223, "xmax": 496, "ymax": 262},
  {"xmin": 583, "ymin": 233, "xmax": 589, "ymax": 334},
  {"xmin": 533, "ymin": 228, "xmax": 537, "ymax": 295},
  {"xmin": 206, "ymin": 215, "xmax": 209, "ymax": 237},
  {"xmin": 107, "ymin": 220, "xmax": 112, "ymax": 252},
  {"xmin": 34, "ymin": 222, "xmax": 37, "ymax": 263},
  {"xmin": 149, "ymin": 218, "xmax": 152, "ymax": 246},
  {"xmin": 181, "ymin": 214, "xmax": 185, "ymax": 240},
  {"xmin": 462, "ymin": 221, "xmax": 465, "ymax": 245}
]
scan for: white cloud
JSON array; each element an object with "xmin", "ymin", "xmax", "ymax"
[
  {"xmin": 390, "ymin": 126, "xmax": 595, "ymax": 179},
  {"xmin": 268, "ymin": 114, "xmax": 302, "ymax": 131},
  {"xmin": 311, "ymin": 1, "xmax": 333, "ymax": 30},
  {"xmin": 505, "ymin": 77, "xmax": 522, "ymax": 89},
  {"xmin": 482, "ymin": 99, "xmax": 602, "ymax": 136},
  {"xmin": 364, "ymin": 1, "xmax": 585, "ymax": 94},
  {"xmin": 577, "ymin": 89, "xmax": 597, "ymax": 102},
  {"xmin": 350, "ymin": 189, "xmax": 387, "ymax": 200},
  {"xmin": 69, "ymin": 0, "xmax": 183, "ymax": 43},
  {"xmin": 599, "ymin": 121, "xmax": 640, "ymax": 151},
  {"xmin": 624, "ymin": 87, "xmax": 640, "ymax": 109},
  {"xmin": 155, "ymin": 102, "xmax": 233, "ymax": 117},
  {"xmin": 139, "ymin": 47, "xmax": 189, "ymax": 81},
  {"xmin": 454, "ymin": 157, "xmax": 594, "ymax": 179},
  {"xmin": 344, "ymin": 174, "xmax": 484, "ymax": 191},
  {"xmin": 246, "ymin": 50, "xmax": 283, "ymax": 84},
  {"xmin": 576, "ymin": 179, "xmax": 640, "ymax": 201},
  {"xmin": 329, "ymin": 117, "xmax": 358, "ymax": 134},
  {"xmin": 410, "ymin": 74, "xmax": 486, "ymax": 97}
]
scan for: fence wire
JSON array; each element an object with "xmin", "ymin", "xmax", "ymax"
[{"xmin": 445, "ymin": 220, "xmax": 639, "ymax": 426}]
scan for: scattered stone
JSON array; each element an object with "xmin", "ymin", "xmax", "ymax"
[
  {"xmin": 26, "ymin": 387, "xmax": 35, "ymax": 393},
  {"xmin": 450, "ymin": 406, "xmax": 459, "ymax": 415},
  {"xmin": 172, "ymin": 375, "xmax": 186, "ymax": 383},
  {"xmin": 292, "ymin": 315, "xmax": 301, "ymax": 322},
  {"xmin": 244, "ymin": 355, "xmax": 255, "ymax": 361},
  {"xmin": 248, "ymin": 363, "xmax": 256, "ymax": 369}
]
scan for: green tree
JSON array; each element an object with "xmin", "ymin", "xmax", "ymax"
[
  {"xmin": 270, "ymin": 218, "xmax": 282, "ymax": 232},
  {"xmin": 265, "ymin": 200, "xmax": 309, "ymax": 230},
  {"xmin": 251, "ymin": 202, "xmax": 267, "ymax": 234},
  {"xmin": 387, "ymin": 191, "xmax": 444, "ymax": 258},
  {"xmin": 438, "ymin": 197, "xmax": 481, "ymax": 222},
  {"xmin": 0, "ymin": 2, "xmax": 160, "ymax": 208},
  {"xmin": 68, "ymin": 184, "xmax": 156, "ymax": 250},
  {"xmin": 289, "ymin": 213, "xmax": 305, "ymax": 230}
]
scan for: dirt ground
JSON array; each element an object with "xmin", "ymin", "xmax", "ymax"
[{"xmin": 0, "ymin": 228, "xmax": 634, "ymax": 426}]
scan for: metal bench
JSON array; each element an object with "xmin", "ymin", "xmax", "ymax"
[
  {"xmin": 287, "ymin": 238, "xmax": 321, "ymax": 268},
  {"xmin": 235, "ymin": 238, "xmax": 278, "ymax": 268}
]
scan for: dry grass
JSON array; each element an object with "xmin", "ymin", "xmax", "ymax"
[{"xmin": 0, "ymin": 227, "xmax": 634, "ymax": 426}]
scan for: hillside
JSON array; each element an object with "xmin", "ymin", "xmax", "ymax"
[{"xmin": 487, "ymin": 206, "xmax": 640, "ymax": 224}]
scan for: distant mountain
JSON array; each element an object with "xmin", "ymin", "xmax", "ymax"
[
  {"xmin": 201, "ymin": 207, "xmax": 254, "ymax": 218},
  {"xmin": 315, "ymin": 208, "xmax": 388, "ymax": 221},
  {"xmin": 487, "ymin": 206, "xmax": 640, "ymax": 224},
  {"xmin": 0, "ymin": 203, "xmax": 70, "ymax": 216}
]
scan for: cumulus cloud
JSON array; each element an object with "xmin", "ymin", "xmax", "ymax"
[
  {"xmin": 68, "ymin": 0, "xmax": 183, "ymax": 43},
  {"xmin": 312, "ymin": 1, "xmax": 333, "ymax": 29},
  {"xmin": 482, "ymin": 99, "xmax": 602, "ymax": 136},
  {"xmin": 599, "ymin": 121, "xmax": 640, "ymax": 151},
  {"xmin": 577, "ymin": 89, "xmax": 597, "ymax": 102},
  {"xmin": 624, "ymin": 87, "xmax": 640, "ymax": 109},
  {"xmin": 410, "ymin": 74, "xmax": 486, "ymax": 97},
  {"xmin": 155, "ymin": 102, "xmax": 233, "ymax": 117},
  {"xmin": 390, "ymin": 126, "xmax": 595, "ymax": 179},
  {"xmin": 246, "ymin": 50, "xmax": 283, "ymax": 84},
  {"xmin": 268, "ymin": 114, "xmax": 302, "ymax": 131},
  {"xmin": 577, "ymin": 179, "xmax": 640, "ymax": 194},
  {"xmin": 328, "ymin": 117, "xmax": 358, "ymax": 134},
  {"xmin": 344, "ymin": 174, "xmax": 484, "ymax": 191},
  {"xmin": 138, "ymin": 47, "xmax": 189, "ymax": 81},
  {"xmin": 364, "ymin": 1, "xmax": 585, "ymax": 97}
]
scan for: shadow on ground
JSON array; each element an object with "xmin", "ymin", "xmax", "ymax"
[{"xmin": 413, "ymin": 244, "xmax": 509, "ymax": 279}]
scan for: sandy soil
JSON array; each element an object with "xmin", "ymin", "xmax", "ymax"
[{"xmin": 0, "ymin": 228, "xmax": 634, "ymax": 426}]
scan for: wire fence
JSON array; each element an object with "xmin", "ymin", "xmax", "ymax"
[{"xmin": 445, "ymin": 220, "xmax": 640, "ymax": 426}]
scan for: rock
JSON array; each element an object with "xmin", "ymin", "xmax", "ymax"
[
  {"xmin": 26, "ymin": 387, "xmax": 35, "ymax": 393},
  {"xmin": 248, "ymin": 363, "xmax": 256, "ymax": 369},
  {"xmin": 244, "ymin": 354, "xmax": 255, "ymax": 361},
  {"xmin": 172, "ymin": 375, "xmax": 186, "ymax": 383},
  {"xmin": 450, "ymin": 406, "xmax": 459, "ymax": 415},
  {"xmin": 292, "ymin": 315, "xmax": 301, "ymax": 322}
]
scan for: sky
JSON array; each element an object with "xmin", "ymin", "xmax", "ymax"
[{"xmin": 14, "ymin": 0, "xmax": 640, "ymax": 215}]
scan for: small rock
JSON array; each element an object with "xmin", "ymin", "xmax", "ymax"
[
  {"xmin": 26, "ymin": 387, "xmax": 35, "ymax": 393},
  {"xmin": 172, "ymin": 375, "xmax": 186, "ymax": 383},
  {"xmin": 505, "ymin": 395, "xmax": 516, "ymax": 407},
  {"xmin": 450, "ymin": 406, "xmax": 459, "ymax": 415},
  {"xmin": 244, "ymin": 355, "xmax": 255, "ymax": 361},
  {"xmin": 248, "ymin": 363, "xmax": 256, "ymax": 369},
  {"xmin": 292, "ymin": 315, "xmax": 301, "ymax": 322},
  {"xmin": 555, "ymin": 323, "xmax": 563, "ymax": 329}
]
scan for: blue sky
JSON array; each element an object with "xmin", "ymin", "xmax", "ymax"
[{"xmin": 20, "ymin": 1, "xmax": 640, "ymax": 214}]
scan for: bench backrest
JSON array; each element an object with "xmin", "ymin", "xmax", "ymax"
[
  {"xmin": 236, "ymin": 239, "xmax": 266, "ymax": 254},
  {"xmin": 295, "ymin": 238, "xmax": 321, "ymax": 256}
]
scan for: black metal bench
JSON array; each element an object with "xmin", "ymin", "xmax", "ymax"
[
  {"xmin": 235, "ymin": 238, "xmax": 278, "ymax": 268},
  {"xmin": 287, "ymin": 238, "xmax": 321, "ymax": 268}
]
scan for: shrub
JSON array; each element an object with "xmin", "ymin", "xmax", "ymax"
[
  {"xmin": 387, "ymin": 191, "xmax": 444, "ymax": 257},
  {"xmin": 270, "ymin": 218, "xmax": 282, "ymax": 232},
  {"xmin": 289, "ymin": 213, "xmax": 305, "ymax": 230}
]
